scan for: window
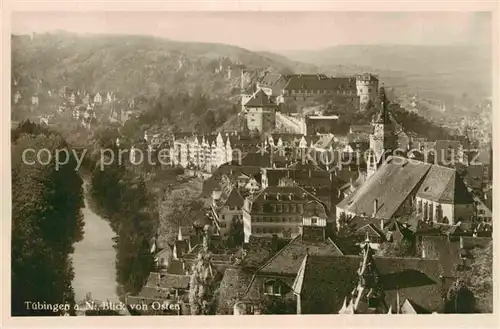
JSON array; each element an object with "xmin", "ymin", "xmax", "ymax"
[
  {"xmin": 284, "ymin": 204, "xmax": 289, "ymax": 213},
  {"xmin": 264, "ymin": 280, "xmax": 282, "ymax": 296},
  {"xmin": 311, "ymin": 218, "xmax": 317, "ymax": 225},
  {"xmin": 291, "ymin": 204, "xmax": 296, "ymax": 213},
  {"xmin": 277, "ymin": 204, "xmax": 283, "ymax": 213}
]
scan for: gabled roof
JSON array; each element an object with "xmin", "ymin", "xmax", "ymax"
[
  {"xmin": 244, "ymin": 89, "xmax": 279, "ymax": 108},
  {"xmin": 416, "ymin": 166, "xmax": 473, "ymax": 204},
  {"xmin": 215, "ymin": 268, "xmax": 254, "ymax": 314},
  {"xmin": 240, "ymin": 236, "xmax": 289, "ymax": 269},
  {"xmin": 337, "ymin": 156, "xmax": 432, "ymax": 219},
  {"xmin": 293, "ymin": 254, "xmax": 446, "ymax": 314},
  {"xmin": 145, "ymin": 272, "xmax": 190, "ymax": 290},
  {"xmin": 256, "ymin": 235, "xmax": 343, "ymax": 276},
  {"xmin": 400, "ymin": 299, "xmax": 431, "ymax": 314},
  {"xmin": 283, "ymin": 75, "xmax": 357, "ymax": 92}
]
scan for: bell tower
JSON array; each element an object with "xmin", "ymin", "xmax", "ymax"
[{"xmin": 367, "ymin": 86, "xmax": 397, "ymax": 177}]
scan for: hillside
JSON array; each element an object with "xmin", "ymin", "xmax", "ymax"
[
  {"xmin": 11, "ymin": 32, "xmax": 315, "ymax": 100},
  {"xmin": 283, "ymin": 45, "xmax": 492, "ymax": 105}
]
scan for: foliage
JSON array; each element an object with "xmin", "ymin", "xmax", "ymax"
[
  {"xmin": 88, "ymin": 133, "xmax": 157, "ymax": 296},
  {"xmin": 445, "ymin": 278, "xmax": 476, "ymax": 313},
  {"xmin": 11, "ymin": 122, "xmax": 84, "ymax": 315},
  {"xmin": 258, "ymin": 296, "xmax": 296, "ymax": 314},
  {"xmin": 460, "ymin": 242, "xmax": 493, "ymax": 313},
  {"xmin": 159, "ymin": 188, "xmax": 205, "ymax": 246},
  {"xmin": 189, "ymin": 237, "xmax": 217, "ymax": 315},
  {"xmin": 227, "ymin": 217, "xmax": 244, "ymax": 248},
  {"xmin": 336, "ymin": 212, "xmax": 356, "ymax": 237},
  {"xmin": 376, "ymin": 238, "xmax": 415, "ymax": 257}
]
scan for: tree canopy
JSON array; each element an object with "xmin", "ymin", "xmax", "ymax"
[{"xmin": 11, "ymin": 121, "xmax": 84, "ymax": 315}]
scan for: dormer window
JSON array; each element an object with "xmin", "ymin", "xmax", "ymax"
[
  {"xmin": 264, "ymin": 280, "xmax": 282, "ymax": 296},
  {"xmin": 264, "ymin": 193, "xmax": 268, "ymax": 200}
]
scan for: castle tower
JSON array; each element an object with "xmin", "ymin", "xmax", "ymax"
[
  {"xmin": 367, "ymin": 86, "xmax": 397, "ymax": 177},
  {"xmin": 356, "ymin": 73, "xmax": 379, "ymax": 111},
  {"xmin": 339, "ymin": 236, "xmax": 388, "ymax": 314}
]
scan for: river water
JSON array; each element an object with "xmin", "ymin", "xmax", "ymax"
[{"xmin": 71, "ymin": 184, "xmax": 119, "ymax": 303}]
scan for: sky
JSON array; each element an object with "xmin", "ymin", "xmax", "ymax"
[{"xmin": 12, "ymin": 11, "xmax": 492, "ymax": 52}]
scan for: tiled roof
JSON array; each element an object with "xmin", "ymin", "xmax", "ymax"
[
  {"xmin": 400, "ymin": 298, "xmax": 432, "ymax": 314},
  {"xmin": 240, "ymin": 236, "xmax": 290, "ymax": 269},
  {"xmin": 337, "ymin": 156, "xmax": 432, "ymax": 219},
  {"xmin": 248, "ymin": 186, "xmax": 324, "ymax": 215},
  {"xmin": 314, "ymin": 134, "xmax": 336, "ymax": 149},
  {"xmin": 223, "ymin": 188, "xmax": 244, "ymax": 208},
  {"xmin": 284, "ymin": 75, "xmax": 357, "ymax": 92},
  {"xmin": 145, "ymin": 272, "xmax": 190, "ymax": 290},
  {"xmin": 215, "ymin": 268, "xmax": 254, "ymax": 314},
  {"xmin": 257, "ymin": 235, "xmax": 343, "ymax": 276},
  {"xmin": 244, "ymin": 89, "xmax": 279, "ymax": 108},
  {"xmin": 416, "ymin": 166, "xmax": 473, "ymax": 204},
  {"xmin": 167, "ymin": 259, "xmax": 186, "ymax": 275},
  {"xmin": 294, "ymin": 254, "xmax": 446, "ymax": 314},
  {"xmin": 350, "ymin": 125, "xmax": 373, "ymax": 134}
]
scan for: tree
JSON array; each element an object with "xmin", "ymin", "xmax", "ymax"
[
  {"xmin": 336, "ymin": 212, "xmax": 356, "ymax": 238},
  {"xmin": 376, "ymin": 238, "xmax": 415, "ymax": 257},
  {"xmin": 461, "ymin": 242, "xmax": 492, "ymax": 313},
  {"xmin": 258, "ymin": 295, "xmax": 296, "ymax": 314},
  {"xmin": 445, "ymin": 278, "xmax": 476, "ymax": 313},
  {"xmin": 228, "ymin": 217, "xmax": 244, "ymax": 248},
  {"xmin": 11, "ymin": 125, "xmax": 84, "ymax": 315},
  {"xmin": 159, "ymin": 188, "xmax": 205, "ymax": 245},
  {"xmin": 189, "ymin": 232, "xmax": 217, "ymax": 315}
]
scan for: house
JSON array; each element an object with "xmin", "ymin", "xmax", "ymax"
[
  {"xmin": 68, "ymin": 92, "xmax": 76, "ymax": 105},
  {"xmin": 337, "ymin": 156, "xmax": 475, "ymax": 229},
  {"xmin": 125, "ymin": 272, "xmax": 189, "ymax": 315},
  {"xmin": 243, "ymin": 89, "xmax": 279, "ymax": 133},
  {"xmin": 13, "ymin": 91, "xmax": 22, "ymax": 104},
  {"xmin": 430, "ymin": 140, "xmax": 464, "ymax": 166},
  {"xmin": 473, "ymin": 195, "xmax": 492, "ymax": 223},
  {"xmin": 305, "ymin": 115, "xmax": 340, "ymax": 135},
  {"xmin": 234, "ymin": 215, "xmax": 344, "ymax": 314},
  {"xmin": 211, "ymin": 185, "xmax": 244, "ymax": 237},
  {"xmin": 292, "ymin": 239, "xmax": 450, "ymax": 314},
  {"xmin": 349, "ymin": 125, "xmax": 373, "ymax": 134},
  {"xmin": 94, "ymin": 92, "xmax": 103, "ymax": 105},
  {"xmin": 31, "ymin": 93, "xmax": 39, "ymax": 106},
  {"xmin": 171, "ymin": 132, "xmax": 235, "ymax": 173},
  {"xmin": 242, "ymin": 186, "xmax": 328, "ymax": 242}
]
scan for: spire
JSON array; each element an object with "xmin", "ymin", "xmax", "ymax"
[
  {"xmin": 375, "ymin": 86, "xmax": 389, "ymax": 124},
  {"xmin": 343, "ymin": 235, "xmax": 388, "ymax": 314}
]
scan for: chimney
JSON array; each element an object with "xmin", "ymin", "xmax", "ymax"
[
  {"xmin": 380, "ymin": 219, "xmax": 384, "ymax": 231},
  {"xmin": 373, "ymin": 199, "xmax": 378, "ymax": 217},
  {"xmin": 459, "ymin": 236, "xmax": 464, "ymax": 249}
]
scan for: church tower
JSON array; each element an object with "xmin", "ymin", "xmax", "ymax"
[
  {"xmin": 339, "ymin": 236, "xmax": 388, "ymax": 314},
  {"xmin": 367, "ymin": 87, "xmax": 397, "ymax": 177}
]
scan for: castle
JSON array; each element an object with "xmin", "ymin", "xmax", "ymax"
[{"xmin": 240, "ymin": 72, "xmax": 380, "ymax": 133}]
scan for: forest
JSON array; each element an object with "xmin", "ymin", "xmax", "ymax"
[{"xmin": 11, "ymin": 120, "xmax": 85, "ymax": 316}]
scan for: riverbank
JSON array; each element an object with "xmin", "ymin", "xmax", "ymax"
[{"xmin": 71, "ymin": 179, "xmax": 119, "ymax": 304}]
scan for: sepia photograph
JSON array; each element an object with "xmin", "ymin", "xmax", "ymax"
[{"xmin": 7, "ymin": 7, "xmax": 495, "ymax": 321}]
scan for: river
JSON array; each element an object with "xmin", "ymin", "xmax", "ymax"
[{"xmin": 71, "ymin": 182, "xmax": 119, "ymax": 304}]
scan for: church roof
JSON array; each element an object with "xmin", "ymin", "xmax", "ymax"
[
  {"xmin": 416, "ymin": 166, "xmax": 474, "ymax": 204},
  {"xmin": 337, "ymin": 156, "xmax": 432, "ymax": 219}
]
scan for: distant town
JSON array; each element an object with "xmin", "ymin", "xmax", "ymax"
[{"xmin": 11, "ymin": 30, "xmax": 493, "ymax": 317}]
